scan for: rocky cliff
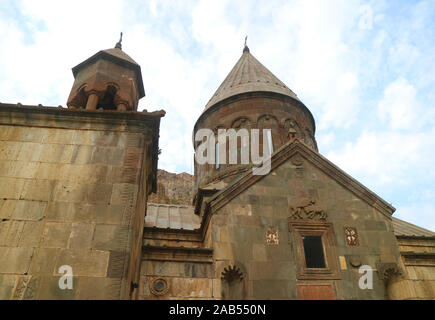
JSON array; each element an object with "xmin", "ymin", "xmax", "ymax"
[{"xmin": 148, "ymin": 169, "xmax": 194, "ymax": 205}]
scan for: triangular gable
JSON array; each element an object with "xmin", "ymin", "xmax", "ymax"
[{"xmin": 200, "ymin": 139, "xmax": 395, "ymax": 223}]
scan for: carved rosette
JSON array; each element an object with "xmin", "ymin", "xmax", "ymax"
[
  {"xmin": 290, "ymin": 153, "xmax": 304, "ymax": 166},
  {"xmin": 150, "ymin": 278, "xmax": 169, "ymax": 296}
]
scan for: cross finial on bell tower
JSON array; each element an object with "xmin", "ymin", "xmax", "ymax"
[
  {"xmin": 115, "ymin": 32, "xmax": 123, "ymax": 50},
  {"xmin": 243, "ymin": 35, "xmax": 249, "ymax": 53}
]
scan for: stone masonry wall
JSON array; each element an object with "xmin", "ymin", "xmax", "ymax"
[
  {"xmin": 209, "ymin": 156, "xmax": 401, "ymax": 299},
  {"xmin": 388, "ymin": 237, "xmax": 435, "ymax": 299},
  {"xmin": 140, "ymin": 261, "xmax": 215, "ymax": 300},
  {"xmin": 0, "ymin": 112, "xmax": 150, "ymax": 299}
]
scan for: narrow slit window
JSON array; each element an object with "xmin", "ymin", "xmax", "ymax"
[
  {"xmin": 302, "ymin": 235, "xmax": 326, "ymax": 268},
  {"xmin": 216, "ymin": 142, "xmax": 220, "ymax": 169},
  {"xmin": 266, "ymin": 129, "xmax": 273, "ymax": 155}
]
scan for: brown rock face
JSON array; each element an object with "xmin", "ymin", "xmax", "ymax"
[{"xmin": 148, "ymin": 170, "xmax": 194, "ymax": 205}]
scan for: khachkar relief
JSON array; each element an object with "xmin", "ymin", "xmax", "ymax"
[
  {"xmin": 344, "ymin": 227, "xmax": 359, "ymax": 246},
  {"xmin": 266, "ymin": 227, "xmax": 279, "ymax": 245},
  {"xmin": 289, "ymin": 198, "xmax": 327, "ymax": 220}
]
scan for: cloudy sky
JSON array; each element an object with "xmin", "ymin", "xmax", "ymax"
[{"xmin": 0, "ymin": 0, "xmax": 434, "ymax": 231}]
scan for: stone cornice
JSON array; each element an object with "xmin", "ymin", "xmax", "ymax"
[
  {"xmin": 143, "ymin": 226, "xmax": 202, "ymax": 242},
  {"xmin": 0, "ymin": 103, "xmax": 164, "ymax": 131},
  {"xmin": 142, "ymin": 245, "xmax": 213, "ymax": 263},
  {"xmin": 0, "ymin": 103, "xmax": 165, "ymax": 193}
]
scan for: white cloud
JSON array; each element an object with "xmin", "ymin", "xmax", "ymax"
[
  {"xmin": 378, "ymin": 77, "xmax": 418, "ymax": 130},
  {"xmin": 395, "ymin": 204, "xmax": 435, "ymax": 232},
  {"xmin": 326, "ymin": 129, "xmax": 434, "ymax": 187},
  {"xmin": 316, "ymin": 132, "xmax": 335, "ymax": 151}
]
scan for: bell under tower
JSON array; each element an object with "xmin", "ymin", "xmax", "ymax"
[{"xmin": 67, "ymin": 33, "xmax": 145, "ymax": 111}]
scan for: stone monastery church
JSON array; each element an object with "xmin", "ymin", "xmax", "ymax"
[{"xmin": 0, "ymin": 37, "xmax": 434, "ymax": 300}]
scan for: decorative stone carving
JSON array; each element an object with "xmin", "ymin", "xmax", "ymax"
[
  {"xmin": 221, "ymin": 265, "xmax": 244, "ymax": 282},
  {"xmin": 289, "ymin": 198, "xmax": 327, "ymax": 220},
  {"xmin": 231, "ymin": 117, "xmax": 250, "ymax": 129},
  {"xmin": 283, "ymin": 118, "xmax": 304, "ymax": 140},
  {"xmin": 283, "ymin": 118, "xmax": 297, "ymax": 129},
  {"xmin": 344, "ymin": 227, "xmax": 359, "ymax": 246},
  {"xmin": 257, "ymin": 114, "xmax": 278, "ymax": 128},
  {"xmin": 290, "ymin": 153, "xmax": 304, "ymax": 166},
  {"xmin": 221, "ymin": 265, "xmax": 246, "ymax": 300},
  {"xmin": 150, "ymin": 278, "xmax": 169, "ymax": 296},
  {"xmin": 266, "ymin": 227, "xmax": 279, "ymax": 245},
  {"xmin": 377, "ymin": 262, "xmax": 401, "ymax": 284}
]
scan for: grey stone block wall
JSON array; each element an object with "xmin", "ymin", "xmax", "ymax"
[{"xmin": 207, "ymin": 157, "xmax": 400, "ymax": 299}]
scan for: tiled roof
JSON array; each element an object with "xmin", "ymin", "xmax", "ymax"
[
  {"xmin": 145, "ymin": 203, "xmax": 201, "ymax": 230},
  {"xmin": 204, "ymin": 47, "xmax": 300, "ymax": 111},
  {"xmin": 102, "ymin": 47, "xmax": 139, "ymax": 66},
  {"xmin": 392, "ymin": 217, "xmax": 435, "ymax": 238}
]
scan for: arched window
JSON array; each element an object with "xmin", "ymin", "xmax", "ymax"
[{"xmin": 97, "ymin": 85, "xmax": 117, "ymax": 110}]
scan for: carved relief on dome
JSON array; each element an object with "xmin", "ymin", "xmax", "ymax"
[
  {"xmin": 283, "ymin": 118, "xmax": 304, "ymax": 140},
  {"xmin": 231, "ymin": 117, "xmax": 251, "ymax": 129},
  {"xmin": 257, "ymin": 114, "xmax": 278, "ymax": 128}
]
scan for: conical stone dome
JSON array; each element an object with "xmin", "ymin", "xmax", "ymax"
[
  {"xmin": 193, "ymin": 45, "xmax": 317, "ymax": 189},
  {"xmin": 204, "ymin": 46, "xmax": 300, "ymax": 111}
]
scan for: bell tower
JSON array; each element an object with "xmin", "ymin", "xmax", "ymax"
[{"xmin": 67, "ymin": 33, "xmax": 145, "ymax": 111}]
